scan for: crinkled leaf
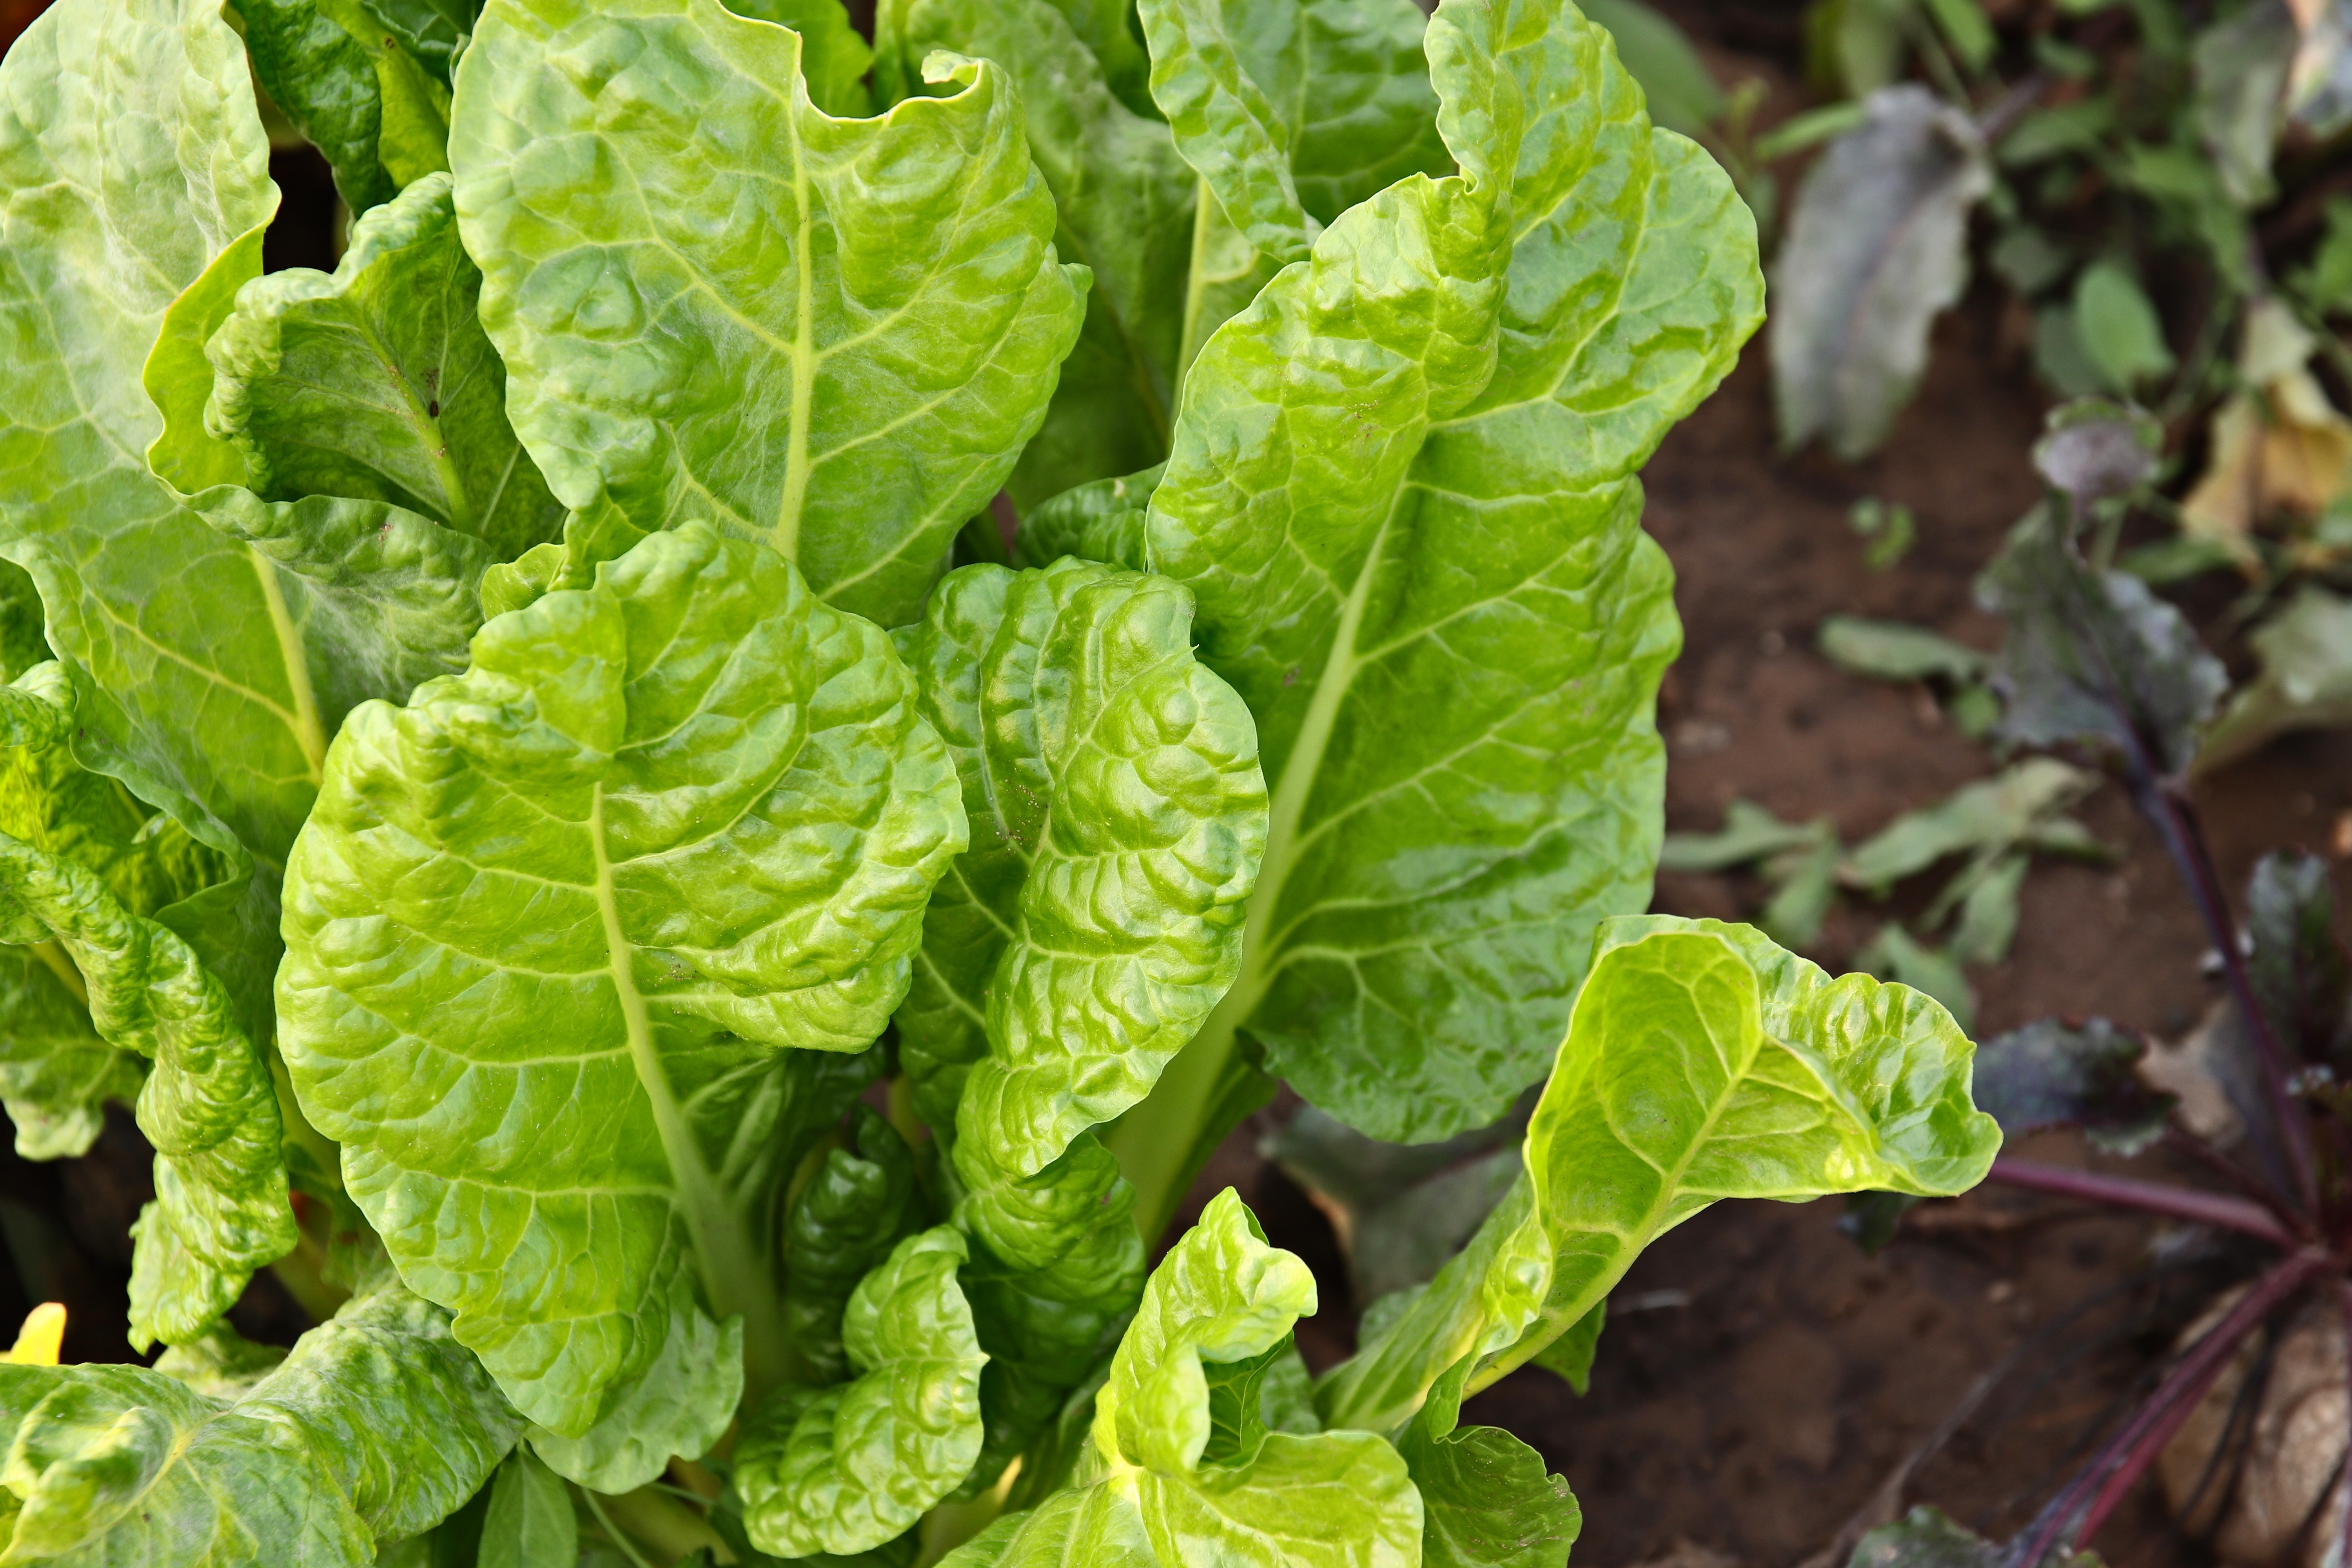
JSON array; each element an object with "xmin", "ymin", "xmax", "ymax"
[
  {"xmin": 736, "ymin": 1227, "xmax": 987, "ymax": 1558},
  {"xmin": 1980, "ymin": 516, "xmax": 2229, "ymax": 777},
  {"xmin": 889, "ymin": 558, "xmax": 1266, "ymax": 1181},
  {"xmin": 203, "ymin": 172, "xmax": 564, "ymax": 561},
  {"xmin": 0, "ymin": 943, "xmax": 143, "ymax": 1161},
  {"xmin": 477, "ymin": 1448, "xmax": 578, "ymax": 1568},
  {"xmin": 2196, "ymin": 587, "xmax": 2352, "ymax": 772},
  {"xmin": 956, "ymin": 1132, "xmax": 1147, "ymax": 1500},
  {"xmin": 0, "ymin": 1281, "xmax": 523, "ymax": 1566},
  {"xmin": 278, "ymin": 522, "xmax": 967, "ymax": 1438},
  {"xmin": 239, "ymin": 0, "xmax": 401, "ymax": 213},
  {"xmin": 354, "ymin": 0, "xmax": 481, "ymax": 83},
  {"xmin": 1264, "ymin": 1100, "xmax": 1527, "ymax": 1303},
  {"xmin": 968, "ymin": 1190, "xmax": 1421, "ymax": 1568},
  {"xmin": 1128, "ymin": 0, "xmax": 1760, "ymax": 1147},
  {"xmin": 1013, "ymin": 467, "xmax": 1162, "ymax": 574},
  {"xmin": 1972, "ymin": 1017, "xmax": 2171, "ymax": 1156},
  {"xmin": 521, "ymin": 1294, "xmax": 740, "ymax": 1493},
  {"xmin": 450, "ymin": 0, "xmax": 1087, "ymax": 628},
  {"xmin": 2247, "ymin": 850, "xmax": 2352, "ymax": 1073},
  {"xmin": 1318, "ymin": 916, "xmax": 1998, "ymax": 1434},
  {"xmin": 1137, "ymin": 0, "xmax": 1318, "ymax": 266},
  {"xmin": 1818, "ymin": 617, "xmax": 1989, "ymax": 684},
  {"xmin": 0, "ymin": 0, "xmax": 362, "ymax": 864},
  {"xmin": 0, "ymin": 818, "xmax": 293, "ymax": 1348},
  {"xmin": 783, "ymin": 1107, "xmax": 926, "ymax": 1385},
  {"xmin": 1396, "ymin": 1354, "xmax": 1579, "ymax": 1568},
  {"xmin": 1840, "ymin": 759, "xmax": 2102, "ymax": 893},
  {"xmin": 1851, "ymin": 924, "xmax": 1974, "ymax": 1034},
  {"xmin": 1771, "ymin": 85, "xmax": 1990, "ymax": 461},
  {"xmin": 876, "ymin": 0, "xmax": 1193, "ymax": 507}
]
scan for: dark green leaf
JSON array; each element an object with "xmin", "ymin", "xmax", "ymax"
[{"xmin": 1395, "ymin": 1356, "xmax": 1580, "ymax": 1568}]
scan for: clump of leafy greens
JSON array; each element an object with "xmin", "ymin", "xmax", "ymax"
[{"xmin": 0, "ymin": 0, "xmax": 2002, "ymax": 1561}]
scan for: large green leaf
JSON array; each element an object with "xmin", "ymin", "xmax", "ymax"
[
  {"xmin": 0, "ymin": 0, "xmax": 346, "ymax": 866},
  {"xmin": 1316, "ymin": 916, "xmax": 2000, "ymax": 1434},
  {"xmin": 204, "ymin": 172, "xmax": 565, "ymax": 562},
  {"xmin": 1114, "ymin": 0, "xmax": 1762, "ymax": 1179},
  {"xmin": 449, "ymin": 0, "xmax": 1087, "ymax": 629},
  {"xmin": 277, "ymin": 522, "xmax": 967, "ymax": 1442},
  {"xmin": 0, "ymin": 777, "xmax": 295, "ymax": 1347},
  {"xmin": 735, "ymin": 1227, "xmax": 988, "ymax": 1557},
  {"xmin": 890, "ymin": 558, "xmax": 1266, "ymax": 1178},
  {"xmin": 947, "ymin": 1190, "xmax": 1422, "ymax": 1568},
  {"xmin": 1136, "ymin": 0, "xmax": 1318, "ymax": 266},
  {"xmin": 0, "ymin": 1281, "xmax": 524, "ymax": 1565}
]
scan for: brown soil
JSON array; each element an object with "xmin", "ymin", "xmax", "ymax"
[{"xmin": 7, "ymin": 4, "xmax": 2352, "ymax": 1566}]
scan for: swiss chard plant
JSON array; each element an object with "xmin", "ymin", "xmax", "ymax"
[{"xmin": 0, "ymin": 0, "xmax": 2001, "ymax": 1561}]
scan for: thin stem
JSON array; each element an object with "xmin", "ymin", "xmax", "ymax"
[
  {"xmin": 2068, "ymin": 1250, "xmax": 2328, "ymax": 1545},
  {"xmin": 580, "ymin": 1490, "xmax": 657, "ymax": 1568},
  {"xmin": 2163, "ymin": 1125, "xmax": 2310, "ymax": 1236},
  {"xmin": 2337, "ymin": 1281, "xmax": 2352, "ymax": 1568},
  {"xmin": 1986, "ymin": 1156, "xmax": 2297, "ymax": 1246}
]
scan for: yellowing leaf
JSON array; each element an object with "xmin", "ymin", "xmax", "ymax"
[{"xmin": 3, "ymin": 1303, "xmax": 65, "ymax": 1367}]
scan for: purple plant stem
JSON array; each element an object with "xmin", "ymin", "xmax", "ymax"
[
  {"xmin": 2163, "ymin": 1125, "xmax": 2312, "ymax": 1237},
  {"xmin": 2068, "ymin": 1250, "xmax": 2330, "ymax": 1546},
  {"xmin": 2338, "ymin": 1281, "xmax": 2352, "ymax": 1568},
  {"xmin": 1988, "ymin": 1156, "xmax": 2299, "ymax": 1247}
]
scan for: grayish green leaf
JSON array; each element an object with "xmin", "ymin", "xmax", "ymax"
[
  {"xmin": 1818, "ymin": 617, "xmax": 1989, "ymax": 684},
  {"xmin": 278, "ymin": 522, "xmax": 967, "ymax": 1437},
  {"xmin": 2194, "ymin": 0, "xmax": 2293, "ymax": 208},
  {"xmin": 735, "ymin": 1228, "xmax": 987, "ymax": 1558},
  {"xmin": 1841, "ymin": 758, "xmax": 2103, "ymax": 892},
  {"xmin": 2031, "ymin": 397, "xmax": 2163, "ymax": 515},
  {"xmin": 2247, "ymin": 850, "xmax": 2352, "ymax": 1072},
  {"xmin": 2196, "ymin": 587, "xmax": 2352, "ymax": 772},
  {"xmin": 450, "ymin": 0, "xmax": 1087, "ymax": 628},
  {"xmin": 1772, "ymin": 85, "xmax": 1991, "ymax": 461},
  {"xmin": 204, "ymin": 171, "xmax": 564, "ymax": 561},
  {"xmin": 1972, "ymin": 1016, "xmax": 2171, "ymax": 1156}
]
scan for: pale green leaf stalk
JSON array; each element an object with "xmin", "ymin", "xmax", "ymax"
[
  {"xmin": 203, "ymin": 171, "xmax": 566, "ymax": 561},
  {"xmin": 947, "ymin": 1190, "xmax": 1423, "ymax": 1568},
  {"xmin": 735, "ymin": 1227, "xmax": 989, "ymax": 1557},
  {"xmin": 277, "ymin": 522, "xmax": 967, "ymax": 1454},
  {"xmin": 449, "ymin": 0, "xmax": 1088, "ymax": 628},
  {"xmin": 1111, "ymin": 0, "xmax": 1765, "ymax": 1220},
  {"xmin": 890, "ymin": 557, "xmax": 1267, "ymax": 1178},
  {"xmin": 1317, "ymin": 916, "xmax": 2000, "ymax": 1434},
  {"xmin": 0, "ymin": 1281, "xmax": 524, "ymax": 1566}
]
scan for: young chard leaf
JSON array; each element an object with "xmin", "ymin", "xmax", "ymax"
[
  {"xmin": 1771, "ymin": 85, "xmax": 1991, "ymax": 460},
  {"xmin": 949, "ymin": 1190, "xmax": 1423, "ymax": 1568},
  {"xmin": 450, "ymin": 0, "xmax": 1087, "ymax": 628},
  {"xmin": 889, "ymin": 558, "xmax": 1267, "ymax": 1181},
  {"xmin": 1120, "ymin": 0, "xmax": 1763, "ymax": 1174},
  {"xmin": 0, "ymin": 1281, "xmax": 524, "ymax": 1566},
  {"xmin": 277, "ymin": 523, "xmax": 967, "ymax": 1449},
  {"xmin": 782, "ymin": 1107, "xmax": 926, "ymax": 1385},
  {"xmin": 735, "ymin": 1227, "xmax": 988, "ymax": 1557},
  {"xmin": 1318, "ymin": 915, "xmax": 1998, "ymax": 1434},
  {"xmin": 203, "ymin": 171, "xmax": 565, "ymax": 561},
  {"xmin": 1396, "ymin": 1354, "xmax": 1580, "ymax": 1568},
  {"xmin": 477, "ymin": 1446, "xmax": 579, "ymax": 1568}
]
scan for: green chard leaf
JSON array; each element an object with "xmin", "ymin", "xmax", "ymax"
[
  {"xmin": 877, "ymin": 0, "xmax": 1194, "ymax": 507},
  {"xmin": 1395, "ymin": 1355, "xmax": 1579, "ymax": 1568},
  {"xmin": 240, "ymin": 0, "xmax": 455, "ymax": 214},
  {"xmin": 952, "ymin": 1190, "xmax": 1423, "ymax": 1568},
  {"xmin": 0, "ymin": 1280, "xmax": 524, "ymax": 1565},
  {"xmin": 203, "ymin": 171, "xmax": 566, "ymax": 561},
  {"xmin": 0, "ymin": 0, "xmax": 359, "ymax": 865},
  {"xmin": 729, "ymin": 0, "xmax": 878, "ymax": 117},
  {"xmin": 354, "ymin": 0, "xmax": 482, "ymax": 84},
  {"xmin": 1317, "ymin": 916, "xmax": 1998, "ymax": 1435},
  {"xmin": 889, "ymin": 557, "xmax": 1267, "ymax": 1179},
  {"xmin": 782, "ymin": 1106, "xmax": 927, "ymax": 1385},
  {"xmin": 450, "ymin": 0, "xmax": 1087, "ymax": 628},
  {"xmin": 0, "ymin": 692, "xmax": 296, "ymax": 1346},
  {"xmin": 276, "ymin": 523, "xmax": 967, "ymax": 1450},
  {"xmin": 735, "ymin": 1227, "xmax": 988, "ymax": 1558},
  {"xmin": 1111, "ymin": 0, "xmax": 1762, "ymax": 1190},
  {"xmin": 1137, "ymin": 0, "xmax": 1319, "ymax": 267},
  {"xmin": 476, "ymin": 1447, "xmax": 578, "ymax": 1568}
]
